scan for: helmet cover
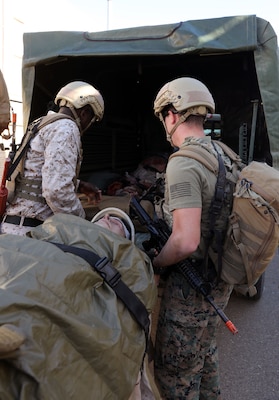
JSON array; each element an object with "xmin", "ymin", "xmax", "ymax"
[
  {"xmin": 154, "ymin": 77, "xmax": 215, "ymax": 117},
  {"xmin": 55, "ymin": 81, "xmax": 104, "ymax": 121}
]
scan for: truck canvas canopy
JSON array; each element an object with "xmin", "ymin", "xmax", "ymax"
[{"xmin": 22, "ymin": 14, "xmax": 279, "ymax": 173}]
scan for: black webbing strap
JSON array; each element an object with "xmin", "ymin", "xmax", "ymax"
[
  {"xmin": 51, "ymin": 242, "xmax": 150, "ymax": 345},
  {"xmin": 204, "ymin": 143, "xmax": 227, "ymax": 281},
  {"xmin": 7, "ymin": 120, "xmax": 42, "ymax": 179},
  {"xmin": 8, "ymin": 114, "xmax": 75, "ymax": 179}
]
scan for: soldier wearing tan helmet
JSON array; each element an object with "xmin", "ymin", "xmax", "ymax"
[
  {"xmin": 54, "ymin": 81, "xmax": 104, "ymax": 134},
  {"xmin": 152, "ymin": 77, "xmax": 234, "ymax": 399},
  {"xmin": 1, "ymin": 81, "xmax": 104, "ymax": 235},
  {"xmin": 154, "ymin": 76, "xmax": 215, "ymax": 144}
]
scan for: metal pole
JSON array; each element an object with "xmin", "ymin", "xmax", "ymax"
[
  {"xmin": 107, "ymin": 0, "xmax": 111, "ymax": 30},
  {"xmin": 248, "ymin": 100, "xmax": 259, "ymax": 164}
]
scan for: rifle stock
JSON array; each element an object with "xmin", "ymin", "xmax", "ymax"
[{"xmin": 130, "ymin": 196, "xmax": 238, "ymax": 334}]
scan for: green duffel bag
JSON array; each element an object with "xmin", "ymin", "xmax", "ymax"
[{"xmin": 0, "ymin": 213, "xmax": 158, "ymax": 400}]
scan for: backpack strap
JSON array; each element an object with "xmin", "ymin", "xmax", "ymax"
[
  {"xmin": 209, "ymin": 143, "xmax": 227, "ymax": 280},
  {"xmin": 169, "ymin": 140, "xmax": 242, "ymax": 171},
  {"xmin": 169, "ymin": 145, "xmax": 219, "ymax": 174},
  {"xmin": 50, "ymin": 242, "xmax": 150, "ymax": 349},
  {"xmin": 37, "ymin": 113, "xmax": 75, "ymax": 130},
  {"xmin": 213, "ymin": 140, "xmax": 241, "ymax": 162}
]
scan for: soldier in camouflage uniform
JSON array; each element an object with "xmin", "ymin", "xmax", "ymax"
[
  {"xmin": 152, "ymin": 77, "xmax": 234, "ymax": 399},
  {"xmin": 1, "ymin": 81, "xmax": 104, "ymax": 235}
]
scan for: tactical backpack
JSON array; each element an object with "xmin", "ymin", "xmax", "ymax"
[{"xmin": 169, "ymin": 141, "xmax": 279, "ymax": 297}]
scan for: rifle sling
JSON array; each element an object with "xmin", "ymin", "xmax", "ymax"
[
  {"xmin": 50, "ymin": 242, "xmax": 150, "ymax": 342},
  {"xmin": 7, "ymin": 122, "xmax": 41, "ymax": 179},
  {"xmin": 7, "ymin": 114, "xmax": 75, "ymax": 179},
  {"xmin": 206, "ymin": 145, "xmax": 227, "ymax": 280}
]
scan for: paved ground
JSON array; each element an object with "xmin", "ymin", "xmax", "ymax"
[{"xmin": 217, "ymin": 249, "xmax": 279, "ymax": 400}]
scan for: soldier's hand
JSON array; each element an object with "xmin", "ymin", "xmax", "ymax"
[
  {"xmin": 79, "ymin": 180, "xmax": 102, "ymax": 205},
  {"xmin": 145, "ymin": 247, "xmax": 158, "ymax": 261}
]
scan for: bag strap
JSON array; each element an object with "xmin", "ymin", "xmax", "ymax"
[
  {"xmin": 207, "ymin": 143, "xmax": 227, "ymax": 280},
  {"xmin": 213, "ymin": 140, "xmax": 241, "ymax": 162},
  {"xmin": 169, "ymin": 145, "xmax": 219, "ymax": 174},
  {"xmin": 50, "ymin": 242, "xmax": 150, "ymax": 347},
  {"xmin": 7, "ymin": 119, "xmax": 41, "ymax": 179},
  {"xmin": 7, "ymin": 113, "xmax": 75, "ymax": 180},
  {"xmin": 169, "ymin": 140, "xmax": 242, "ymax": 168}
]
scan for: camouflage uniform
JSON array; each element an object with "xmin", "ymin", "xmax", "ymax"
[
  {"xmin": 154, "ymin": 136, "xmax": 233, "ymax": 399},
  {"xmin": 1, "ymin": 112, "xmax": 84, "ymax": 235}
]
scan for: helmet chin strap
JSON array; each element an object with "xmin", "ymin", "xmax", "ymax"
[
  {"xmin": 68, "ymin": 105, "xmax": 97, "ymax": 136},
  {"xmin": 59, "ymin": 100, "xmax": 83, "ymax": 134},
  {"xmin": 82, "ymin": 116, "xmax": 97, "ymax": 134},
  {"xmin": 68, "ymin": 106, "xmax": 83, "ymax": 133},
  {"xmin": 159, "ymin": 112, "xmax": 188, "ymax": 146},
  {"xmin": 160, "ymin": 106, "xmax": 207, "ymax": 146},
  {"xmin": 67, "ymin": 104, "xmax": 96, "ymax": 135},
  {"xmin": 59, "ymin": 99, "xmax": 95, "ymax": 135}
]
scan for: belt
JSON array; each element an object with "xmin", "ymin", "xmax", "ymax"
[{"xmin": 2, "ymin": 215, "xmax": 43, "ymax": 227}]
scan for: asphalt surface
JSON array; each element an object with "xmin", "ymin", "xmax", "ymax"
[{"xmin": 217, "ymin": 249, "xmax": 279, "ymax": 400}]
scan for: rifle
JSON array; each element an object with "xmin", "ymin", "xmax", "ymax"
[{"xmin": 130, "ymin": 195, "xmax": 238, "ymax": 335}]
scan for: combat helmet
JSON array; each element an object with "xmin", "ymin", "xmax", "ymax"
[
  {"xmin": 154, "ymin": 77, "xmax": 215, "ymax": 117},
  {"xmin": 55, "ymin": 81, "xmax": 104, "ymax": 133},
  {"xmin": 154, "ymin": 77, "xmax": 215, "ymax": 143}
]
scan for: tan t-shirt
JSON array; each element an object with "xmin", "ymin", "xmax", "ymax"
[{"xmin": 162, "ymin": 136, "xmax": 219, "ymax": 259}]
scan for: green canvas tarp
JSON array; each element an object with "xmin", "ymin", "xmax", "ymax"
[
  {"xmin": 0, "ymin": 214, "xmax": 158, "ymax": 399},
  {"xmin": 22, "ymin": 15, "xmax": 279, "ymax": 169}
]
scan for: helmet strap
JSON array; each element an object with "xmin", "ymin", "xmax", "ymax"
[
  {"xmin": 168, "ymin": 113, "xmax": 188, "ymax": 139},
  {"xmin": 66, "ymin": 104, "xmax": 83, "ymax": 133},
  {"xmin": 160, "ymin": 112, "xmax": 188, "ymax": 145},
  {"xmin": 163, "ymin": 106, "xmax": 207, "ymax": 145},
  {"xmin": 82, "ymin": 115, "xmax": 97, "ymax": 134},
  {"xmin": 59, "ymin": 100, "xmax": 97, "ymax": 134}
]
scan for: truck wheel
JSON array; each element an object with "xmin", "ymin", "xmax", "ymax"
[{"xmin": 249, "ymin": 273, "xmax": 265, "ymax": 301}]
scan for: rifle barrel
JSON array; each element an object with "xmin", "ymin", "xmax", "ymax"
[
  {"xmin": 178, "ymin": 261, "xmax": 238, "ymax": 334},
  {"xmin": 205, "ymin": 294, "xmax": 238, "ymax": 334}
]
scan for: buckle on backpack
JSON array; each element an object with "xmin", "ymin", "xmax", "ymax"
[{"xmin": 94, "ymin": 257, "xmax": 121, "ymax": 287}]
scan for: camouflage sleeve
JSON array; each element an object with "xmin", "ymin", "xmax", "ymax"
[{"xmin": 41, "ymin": 120, "xmax": 85, "ymax": 218}]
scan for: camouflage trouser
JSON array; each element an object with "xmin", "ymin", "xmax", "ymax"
[
  {"xmin": 154, "ymin": 271, "xmax": 233, "ymax": 400},
  {"xmin": 1, "ymin": 222, "xmax": 32, "ymax": 236}
]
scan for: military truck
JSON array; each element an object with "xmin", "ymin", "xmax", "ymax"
[
  {"xmin": 22, "ymin": 14, "xmax": 279, "ymax": 170},
  {"xmin": 22, "ymin": 14, "xmax": 279, "ymax": 298}
]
